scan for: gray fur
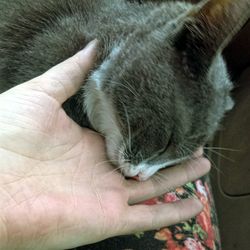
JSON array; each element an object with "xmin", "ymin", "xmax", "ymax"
[{"xmin": 0, "ymin": 0, "xmax": 249, "ymax": 179}]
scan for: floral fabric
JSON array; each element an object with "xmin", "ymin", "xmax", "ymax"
[
  {"xmin": 77, "ymin": 176, "xmax": 221, "ymax": 250},
  {"xmin": 145, "ymin": 176, "xmax": 221, "ymax": 250}
]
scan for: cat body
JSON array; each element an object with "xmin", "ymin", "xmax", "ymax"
[{"xmin": 0, "ymin": 0, "xmax": 249, "ymax": 180}]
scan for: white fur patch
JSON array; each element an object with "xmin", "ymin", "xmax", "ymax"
[
  {"xmin": 122, "ymin": 157, "xmax": 187, "ymax": 181},
  {"xmin": 91, "ymin": 45, "xmax": 122, "ymax": 90},
  {"xmin": 84, "ymin": 45, "xmax": 123, "ymax": 162}
]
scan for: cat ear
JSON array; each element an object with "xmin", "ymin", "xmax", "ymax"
[{"xmin": 175, "ymin": 0, "xmax": 250, "ymax": 77}]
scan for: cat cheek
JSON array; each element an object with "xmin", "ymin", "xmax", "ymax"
[{"xmin": 105, "ymin": 137, "xmax": 119, "ymax": 162}]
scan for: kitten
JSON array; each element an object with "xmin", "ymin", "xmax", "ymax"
[{"xmin": 0, "ymin": 0, "xmax": 249, "ymax": 180}]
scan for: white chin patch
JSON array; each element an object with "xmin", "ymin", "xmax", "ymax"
[{"xmin": 122, "ymin": 158, "xmax": 187, "ymax": 181}]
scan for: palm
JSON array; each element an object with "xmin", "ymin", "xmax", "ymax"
[{"xmin": 0, "ymin": 86, "xmax": 130, "ymax": 248}]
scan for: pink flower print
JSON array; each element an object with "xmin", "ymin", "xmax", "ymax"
[
  {"xmin": 142, "ymin": 197, "xmax": 161, "ymax": 205},
  {"xmin": 196, "ymin": 211, "xmax": 215, "ymax": 249},
  {"xmin": 195, "ymin": 180, "xmax": 208, "ymax": 200},
  {"xmin": 184, "ymin": 238, "xmax": 205, "ymax": 250},
  {"xmin": 164, "ymin": 192, "xmax": 180, "ymax": 203}
]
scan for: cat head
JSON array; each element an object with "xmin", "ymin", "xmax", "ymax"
[{"xmin": 86, "ymin": 0, "xmax": 249, "ymax": 180}]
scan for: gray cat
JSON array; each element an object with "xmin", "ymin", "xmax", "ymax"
[{"xmin": 0, "ymin": 0, "xmax": 249, "ymax": 180}]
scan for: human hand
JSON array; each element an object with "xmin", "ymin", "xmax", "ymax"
[{"xmin": 0, "ymin": 40, "xmax": 210, "ymax": 250}]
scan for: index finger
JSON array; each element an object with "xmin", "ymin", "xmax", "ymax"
[{"xmin": 27, "ymin": 39, "xmax": 98, "ymax": 104}]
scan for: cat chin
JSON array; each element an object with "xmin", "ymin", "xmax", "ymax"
[
  {"xmin": 121, "ymin": 157, "xmax": 188, "ymax": 181},
  {"xmin": 121, "ymin": 164, "xmax": 159, "ymax": 181}
]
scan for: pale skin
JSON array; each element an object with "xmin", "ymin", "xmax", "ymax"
[{"xmin": 0, "ymin": 40, "xmax": 210, "ymax": 250}]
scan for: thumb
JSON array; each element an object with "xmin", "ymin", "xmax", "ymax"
[{"xmin": 26, "ymin": 39, "xmax": 98, "ymax": 104}]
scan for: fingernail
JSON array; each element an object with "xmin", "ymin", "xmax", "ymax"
[
  {"xmin": 193, "ymin": 147, "xmax": 203, "ymax": 158},
  {"xmin": 80, "ymin": 39, "xmax": 99, "ymax": 55}
]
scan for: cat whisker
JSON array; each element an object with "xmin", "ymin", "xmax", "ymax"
[
  {"xmin": 205, "ymin": 148, "xmax": 235, "ymax": 163},
  {"xmin": 122, "ymin": 77, "xmax": 140, "ymax": 98},
  {"xmin": 181, "ymin": 144, "xmax": 223, "ymax": 175},
  {"xmin": 154, "ymin": 171, "xmax": 169, "ymax": 184},
  {"xmin": 139, "ymin": 152, "xmax": 144, "ymax": 162},
  {"xmin": 101, "ymin": 164, "xmax": 125, "ymax": 180},
  {"xmin": 202, "ymin": 151, "xmax": 223, "ymax": 174},
  {"xmin": 151, "ymin": 174, "xmax": 165, "ymax": 190},
  {"xmin": 179, "ymin": 144, "xmax": 196, "ymax": 161},
  {"xmin": 94, "ymin": 159, "xmax": 119, "ymax": 169},
  {"xmin": 178, "ymin": 145, "xmax": 190, "ymax": 160},
  {"xmin": 204, "ymin": 146, "xmax": 241, "ymax": 152},
  {"xmin": 121, "ymin": 102, "xmax": 132, "ymax": 154},
  {"xmin": 109, "ymin": 80, "xmax": 139, "ymax": 98}
]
